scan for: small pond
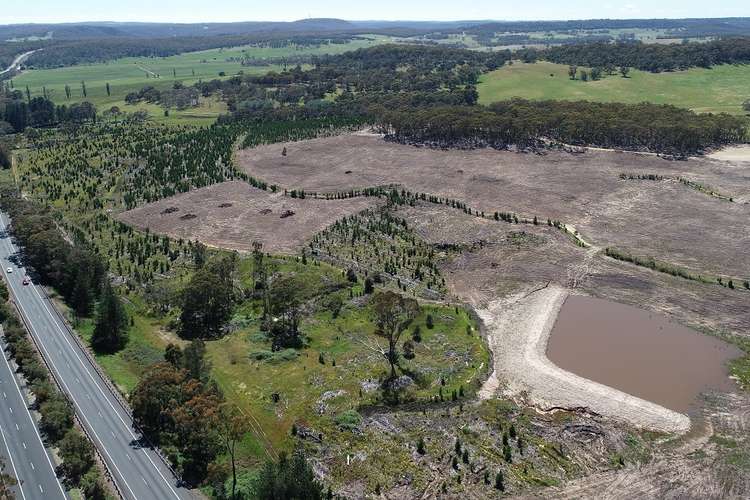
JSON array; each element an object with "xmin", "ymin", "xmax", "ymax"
[{"xmin": 546, "ymin": 296, "xmax": 742, "ymax": 414}]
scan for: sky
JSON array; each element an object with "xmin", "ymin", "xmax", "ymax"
[{"xmin": 2, "ymin": 0, "xmax": 748, "ymax": 24}]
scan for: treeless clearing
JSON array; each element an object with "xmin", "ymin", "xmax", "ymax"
[
  {"xmin": 395, "ymin": 203, "xmax": 749, "ymax": 434},
  {"xmin": 117, "ymin": 181, "xmax": 380, "ymax": 254},
  {"xmin": 708, "ymin": 144, "xmax": 750, "ymax": 163},
  {"xmin": 238, "ymin": 134, "xmax": 750, "ymax": 278}
]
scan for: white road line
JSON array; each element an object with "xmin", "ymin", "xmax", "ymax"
[
  {"xmin": 30, "ymin": 462, "xmax": 34, "ymax": 470},
  {"xmin": 2, "ymin": 213, "xmax": 182, "ymax": 500},
  {"xmin": 0, "ymin": 425, "xmax": 27, "ymax": 500},
  {"xmin": 0, "ymin": 326, "xmax": 66, "ymax": 499},
  {"xmin": 28, "ymin": 277, "xmax": 183, "ymax": 499},
  {"xmin": 0, "ymin": 239, "xmax": 140, "ymax": 500}
]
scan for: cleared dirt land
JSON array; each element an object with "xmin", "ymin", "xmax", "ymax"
[
  {"xmin": 117, "ymin": 181, "xmax": 380, "ymax": 254},
  {"xmin": 396, "ymin": 203, "xmax": 748, "ymax": 433},
  {"xmin": 239, "ymin": 134, "xmax": 750, "ymax": 279}
]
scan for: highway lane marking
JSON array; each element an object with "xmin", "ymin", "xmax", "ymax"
[
  {"xmin": 30, "ymin": 462, "xmax": 34, "ymax": 470},
  {"xmin": 0, "ymin": 232, "xmax": 135, "ymax": 500},
  {"xmin": 8, "ymin": 407, "xmax": 11, "ymax": 413},
  {"xmin": 38, "ymin": 484, "xmax": 43, "ymax": 493},
  {"xmin": 15, "ymin": 423, "xmax": 19, "ymax": 430},
  {"xmin": 27, "ymin": 278, "xmax": 184, "ymax": 499},
  {"xmin": 4, "ymin": 292, "xmax": 140, "ymax": 500},
  {"xmin": 0, "ymin": 424, "xmax": 28, "ymax": 500},
  {"xmin": 22, "ymin": 441, "xmax": 26, "ymax": 449},
  {"xmin": 3, "ymin": 214, "xmax": 183, "ymax": 500},
  {"xmin": 1, "ymin": 326, "xmax": 66, "ymax": 499},
  {"xmin": 141, "ymin": 476, "xmax": 148, "ymax": 486}
]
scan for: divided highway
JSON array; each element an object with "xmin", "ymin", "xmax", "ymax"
[
  {"xmin": 0, "ymin": 212, "xmax": 192, "ymax": 500},
  {"xmin": 0, "ymin": 327, "xmax": 67, "ymax": 500}
]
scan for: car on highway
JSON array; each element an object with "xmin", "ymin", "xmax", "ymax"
[
  {"xmin": 22, "ymin": 277, "xmax": 30, "ymax": 286},
  {"xmin": 6, "ymin": 267, "xmax": 11, "ymax": 273}
]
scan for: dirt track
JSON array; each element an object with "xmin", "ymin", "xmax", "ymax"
[{"xmin": 477, "ymin": 284, "xmax": 691, "ymax": 434}]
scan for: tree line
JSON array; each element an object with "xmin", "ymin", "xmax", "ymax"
[
  {"xmin": 376, "ymin": 99, "xmax": 747, "ymax": 155},
  {"xmin": 0, "ymin": 281, "xmax": 108, "ymax": 497},
  {"xmin": 518, "ymin": 37, "xmax": 750, "ymax": 72},
  {"xmin": 201, "ymin": 44, "xmax": 503, "ymax": 115},
  {"xmin": 1, "ymin": 88, "xmax": 96, "ymax": 132},
  {"xmin": 21, "ymin": 33, "xmax": 361, "ymax": 69},
  {"xmin": 0, "ymin": 191, "xmax": 129, "ymax": 352}
]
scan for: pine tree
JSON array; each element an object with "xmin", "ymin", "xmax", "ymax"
[
  {"xmin": 495, "ymin": 471, "xmax": 505, "ymax": 491},
  {"xmin": 91, "ymin": 283, "xmax": 128, "ymax": 353},
  {"xmin": 417, "ymin": 437, "xmax": 426, "ymax": 455}
]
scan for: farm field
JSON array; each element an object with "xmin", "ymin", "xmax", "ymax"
[
  {"xmin": 477, "ymin": 61, "xmax": 750, "ymax": 115},
  {"xmin": 238, "ymin": 133, "xmax": 750, "ymax": 281},
  {"xmin": 8, "ymin": 35, "xmax": 389, "ymax": 123}
]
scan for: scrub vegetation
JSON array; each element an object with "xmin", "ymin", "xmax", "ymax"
[{"xmin": 1, "ymin": 20, "xmax": 749, "ymax": 499}]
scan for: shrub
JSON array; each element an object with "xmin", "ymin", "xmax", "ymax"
[
  {"xmin": 40, "ymin": 397, "xmax": 74, "ymax": 443},
  {"xmin": 425, "ymin": 314, "xmax": 434, "ymax": 329},
  {"xmin": 58, "ymin": 429, "xmax": 95, "ymax": 484},
  {"xmin": 417, "ymin": 437, "xmax": 426, "ymax": 455},
  {"xmin": 334, "ymin": 410, "xmax": 362, "ymax": 431},
  {"xmin": 249, "ymin": 349, "xmax": 300, "ymax": 363}
]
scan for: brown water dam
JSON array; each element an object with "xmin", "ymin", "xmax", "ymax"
[{"xmin": 546, "ymin": 296, "xmax": 742, "ymax": 414}]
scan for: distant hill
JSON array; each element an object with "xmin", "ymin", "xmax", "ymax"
[
  {"xmin": 2, "ymin": 18, "xmax": 749, "ymax": 42},
  {"xmin": 0, "ymin": 19, "xmax": 358, "ymax": 40}
]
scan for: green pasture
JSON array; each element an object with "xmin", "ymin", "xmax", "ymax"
[
  {"xmin": 478, "ymin": 61, "xmax": 750, "ymax": 115},
  {"xmin": 8, "ymin": 35, "xmax": 389, "ymax": 124}
]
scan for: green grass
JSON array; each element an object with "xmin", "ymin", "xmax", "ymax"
[
  {"xmin": 9, "ymin": 36, "xmax": 390, "ymax": 125},
  {"xmin": 207, "ymin": 260, "xmax": 488, "ymax": 452},
  {"xmin": 62, "ymin": 294, "xmax": 178, "ymax": 394},
  {"xmin": 478, "ymin": 61, "xmax": 750, "ymax": 115}
]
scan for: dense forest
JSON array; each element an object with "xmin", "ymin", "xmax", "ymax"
[
  {"xmin": 523, "ymin": 37, "xmax": 750, "ymax": 72},
  {"xmin": 377, "ymin": 100, "xmax": 747, "ymax": 155}
]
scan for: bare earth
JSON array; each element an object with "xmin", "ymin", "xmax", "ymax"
[
  {"xmin": 117, "ymin": 181, "xmax": 380, "ymax": 254},
  {"xmin": 395, "ymin": 203, "xmax": 749, "ymax": 428},
  {"xmin": 477, "ymin": 284, "xmax": 690, "ymax": 433},
  {"xmin": 239, "ymin": 134, "xmax": 750, "ymax": 278},
  {"xmin": 708, "ymin": 144, "xmax": 750, "ymax": 163}
]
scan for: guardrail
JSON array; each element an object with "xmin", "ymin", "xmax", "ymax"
[
  {"xmin": 9, "ymin": 297, "xmax": 126, "ymax": 500},
  {"xmin": 38, "ymin": 285, "xmax": 187, "ymax": 492}
]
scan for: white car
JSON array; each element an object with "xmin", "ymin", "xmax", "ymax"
[{"xmin": 6, "ymin": 267, "xmax": 11, "ymax": 273}]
